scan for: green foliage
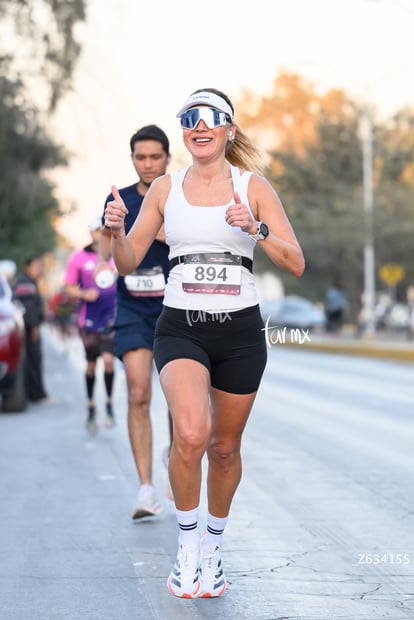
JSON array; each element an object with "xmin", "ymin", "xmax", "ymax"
[
  {"xmin": 373, "ymin": 110, "xmax": 414, "ymax": 294},
  {"xmin": 0, "ymin": 0, "xmax": 86, "ymax": 266},
  {"xmin": 0, "ymin": 75, "xmax": 67, "ymax": 267},
  {"xmin": 268, "ymin": 106, "xmax": 366, "ymax": 316},
  {"xmin": 241, "ymin": 72, "xmax": 414, "ymax": 318},
  {"xmin": 0, "ymin": 0, "xmax": 86, "ymax": 111}
]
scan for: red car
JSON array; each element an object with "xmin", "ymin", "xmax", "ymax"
[{"xmin": 0, "ymin": 264, "xmax": 27, "ymax": 412}]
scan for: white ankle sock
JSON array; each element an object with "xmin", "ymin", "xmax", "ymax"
[
  {"xmin": 204, "ymin": 512, "xmax": 228, "ymax": 548},
  {"xmin": 176, "ymin": 506, "xmax": 200, "ymax": 545}
]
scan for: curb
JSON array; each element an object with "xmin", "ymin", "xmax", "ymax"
[{"xmin": 283, "ymin": 340, "xmax": 414, "ymax": 363}]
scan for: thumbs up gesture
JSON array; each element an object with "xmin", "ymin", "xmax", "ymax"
[
  {"xmin": 225, "ymin": 192, "xmax": 257, "ymax": 234},
  {"xmin": 104, "ymin": 185, "xmax": 129, "ymax": 235}
]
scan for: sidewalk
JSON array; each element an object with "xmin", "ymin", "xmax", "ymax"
[{"xmin": 284, "ymin": 326, "xmax": 414, "ymax": 363}]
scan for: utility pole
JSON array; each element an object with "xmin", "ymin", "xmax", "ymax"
[{"xmin": 361, "ymin": 101, "xmax": 376, "ymax": 336}]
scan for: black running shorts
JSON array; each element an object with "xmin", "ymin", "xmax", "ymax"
[
  {"xmin": 79, "ymin": 328, "xmax": 115, "ymax": 362},
  {"xmin": 154, "ymin": 304, "xmax": 267, "ymax": 395}
]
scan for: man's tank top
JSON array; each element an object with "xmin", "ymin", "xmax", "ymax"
[{"xmin": 163, "ymin": 165, "xmax": 258, "ymax": 311}]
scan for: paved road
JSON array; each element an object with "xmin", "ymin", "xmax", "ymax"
[{"xmin": 1, "ymin": 329, "xmax": 413, "ymax": 619}]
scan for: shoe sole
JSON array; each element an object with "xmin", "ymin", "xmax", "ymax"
[
  {"xmin": 199, "ymin": 581, "xmax": 227, "ymax": 598},
  {"xmin": 132, "ymin": 505, "xmax": 162, "ymax": 520},
  {"xmin": 167, "ymin": 577, "xmax": 201, "ymax": 598}
]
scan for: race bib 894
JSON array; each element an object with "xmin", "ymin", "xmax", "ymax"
[{"xmin": 182, "ymin": 253, "xmax": 241, "ymax": 295}]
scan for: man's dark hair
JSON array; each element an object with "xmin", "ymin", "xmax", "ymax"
[
  {"xmin": 130, "ymin": 125, "xmax": 170, "ymax": 155},
  {"xmin": 24, "ymin": 256, "xmax": 41, "ymax": 267}
]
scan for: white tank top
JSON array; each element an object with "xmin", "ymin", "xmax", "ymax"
[{"xmin": 163, "ymin": 165, "xmax": 258, "ymax": 311}]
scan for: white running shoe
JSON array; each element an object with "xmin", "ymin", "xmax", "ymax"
[
  {"xmin": 161, "ymin": 445, "xmax": 174, "ymax": 502},
  {"xmin": 167, "ymin": 542, "xmax": 201, "ymax": 598},
  {"xmin": 199, "ymin": 539, "xmax": 227, "ymax": 598},
  {"xmin": 131, "ymin": 484, "xmax": 162, "ymax": 520}
]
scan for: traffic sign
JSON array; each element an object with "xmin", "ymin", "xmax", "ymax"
[{"xmin": 379, "ymin": 263, "xmax": 405, "ymax": 286}]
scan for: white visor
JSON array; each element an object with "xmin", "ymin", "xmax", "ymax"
[{"xmin": 176, "ymin": 91, "xmax": 234, "ymax": 121}]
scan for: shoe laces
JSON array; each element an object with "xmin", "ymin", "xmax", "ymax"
[
  {"xmin": 202, "ymin": 545, "xmax": 220, "ymax": 574},
  {"xmin": 179, "ymin": 544, "xmax": 199, "ymax": 572}
]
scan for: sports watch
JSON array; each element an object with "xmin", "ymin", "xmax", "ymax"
[{"xmin": 249, "ymin": 221, "xmax": 269, "ymax": 241}]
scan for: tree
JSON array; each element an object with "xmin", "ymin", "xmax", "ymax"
[
  {"xmin": 374, "ymin": 108, "xmax": 414, "ymax": 289},
  {"xmin": 239, "ymin": 71, "xmax": 414, "ymax": 319},
  {"xmin": 0, "ymin": 0, "xmax": 86, "ymax": 111},
  {"xmin": 0, "ymin": 0, "xmax": 86, "ymax": 265},
  {"xmin": 0, "ymin": 74, "xmax": 66, "ymax": 265}
]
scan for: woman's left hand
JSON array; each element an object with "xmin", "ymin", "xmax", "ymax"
[{"xmin": 225, "ymin": 192, "xmax": 257, "ymax": 235}]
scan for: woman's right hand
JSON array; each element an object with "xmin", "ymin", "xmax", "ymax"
[{"xmin": 104, "ymin": 186, "xmax": 129, "ymax": 234}]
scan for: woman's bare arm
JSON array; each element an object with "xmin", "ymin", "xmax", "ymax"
[{"xmin": 104, "ymin": 176, "xmax": 170, "ymax": 275}]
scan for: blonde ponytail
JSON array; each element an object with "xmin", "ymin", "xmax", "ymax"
[{"xmin": 226, "ymin": 125, "xmax": 266, "ymax": 175}]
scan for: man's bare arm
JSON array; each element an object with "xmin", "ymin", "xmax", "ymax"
[{"xmin": 98, "ymin": 226, "xmax": 112, "ymax": 262}]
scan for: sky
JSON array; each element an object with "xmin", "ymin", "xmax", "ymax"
[{"xmin": 50, "ymin": 0, "xmax": 414, "ymax": 247}]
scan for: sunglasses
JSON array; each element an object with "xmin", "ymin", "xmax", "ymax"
[{"xmin": 180, "ymin": 107, "xmax": 232, "ymax": 130}]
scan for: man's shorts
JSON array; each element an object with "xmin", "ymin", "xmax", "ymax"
[
  {"xmin": 79, "ymin": 328, "xmax": 115, "ymax": 362},
  {"xmin": 114, "ymin": 305, "xmax": 159, "ymax": 360}
]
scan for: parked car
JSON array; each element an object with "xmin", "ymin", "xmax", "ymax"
[
  {"xmin": 260, "ymin": 296, "xmax": 325, "ymax": 331},
  {"xmin": 0, "ymin": 264, "xmax": 27, "ymax": 412},
  {"xmin": 375, "ymin": 302, "xmax": 411, "ymax": 331}
]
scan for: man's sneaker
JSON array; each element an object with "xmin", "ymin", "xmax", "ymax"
[
  {"xmin": 86, "ymin": 406, "xmax": 97, "ymax": 436},
  {"xmin": 105, "ymin": 402, "xmax": 115, "ymax": 428},
  {"xmin": 199, "ymin": 540, "xmax": 227, "ymax": 598},
  {"xmin": 131, "ymin": 484, "xmax": 162, "ymax": 520},
  {"xmin": 161, "ymin": 445, "xmax": 174, "ymax": 501},
  {"xmin": 167, "ymin": 543, "xmax": 201, "ymax": 598}
]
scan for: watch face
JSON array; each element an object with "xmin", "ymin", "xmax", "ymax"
[{"xmin": 259, "ymin": 222, "xmax": 269, "ymax": 237}]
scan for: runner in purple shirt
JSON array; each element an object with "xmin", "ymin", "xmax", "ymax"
[{"xmin": 65, "ymin": 217, "xmax": 117, "ymax": 434}]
